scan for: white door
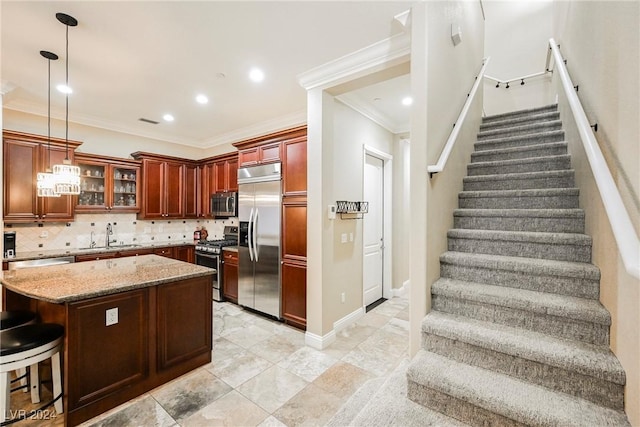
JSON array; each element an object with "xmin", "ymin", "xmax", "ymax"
[{"xmin": 363, "ymin": 154, "xmax": 384, "ymax": 307}]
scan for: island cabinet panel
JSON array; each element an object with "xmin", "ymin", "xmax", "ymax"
[
  {"xmin": 66, "ymin": 290, "xmax": 149, "ymax": 410},
  {"xmin": 174, "ymin": 245, "xmax": 195, "ymax": 263},
  {"xmin": 3, "ymin": 131, "xmax": 81, "ymax": 223},
  {"xmin": 222, "ymin": 250, "xmax": 238, "ymax": 303},
  {"xmin": 156, "ymin": 277, "xmax": 212, "ymax": 370}
]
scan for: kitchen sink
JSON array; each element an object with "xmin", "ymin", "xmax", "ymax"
[
  {"xmin": 79, "ymin": 244, "xmax": 141, "ymax": 251},
  {"xmin": 108, "ymin": 244, "xmax": 142, "ymax": 249}
]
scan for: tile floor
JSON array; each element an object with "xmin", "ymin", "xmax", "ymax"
[{"xmin": 9, "ymin": 296, "xmax": 410, "ymax": 427}]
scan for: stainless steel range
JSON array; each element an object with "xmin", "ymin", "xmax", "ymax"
[{"xmin": 195, "ymin": 226, "xmax": 238, "ymax": 301}]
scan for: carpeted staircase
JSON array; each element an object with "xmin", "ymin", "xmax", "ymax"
[{"xmin": 406, "ymin": 104, "xmax": 631, "ymax": 426}]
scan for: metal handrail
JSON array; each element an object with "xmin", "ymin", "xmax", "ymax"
[
  {"xmin": 484, "ymin": 45, "xmax": 553, "ymax": 86},
  {"xmin": 428, "ymin": 57, "xmax": 490, "ymax": 176},
  {"xmin": 550, "ymin": 38, "xmax": 640, "ymax": 279}
]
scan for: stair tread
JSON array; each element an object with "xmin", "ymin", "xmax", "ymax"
[
  {"xmin": 447, "ymin": 228, "xmax": 591, "ymax": 245},
  {"xmin": 464, "ymin": 169, "xmax": 574, "ymax": 183},
  {"xmin": 407, "ymin": 350, "xmax": 630, "ymax": 426},
  {"xmin": 468, "ymin": 154, "xmax": 571, "ymax": 169},
  {"xmin": 432, "ymin": 277, "xmax": 609, "ymax": 325},
  {"xmin": 478, "ymin": 120, "xmax": 562, "ymax": 138},
  {"xmin": 474, "ymin": 129, "xmax": 565, "ymax": 148},
  {"xmin": 453, "ymin": 208, "xmax": 585, "ymax": 218},
  {"xmin": 482, "ymin": 104, "xmax": 558, "ymax": 123},
  {"xmin": 471, "ymin": 141, "xmax": 567, "ymax": 158},
  {"xmin": 440, "ymin": 251, "xmax": 600, "ymax": 280},
  {"xmin": 459, "ymin": 188, "xmax": 579, "ymax": 198},
  {"xmin": 480, "ymin": 111, "xmax": 560, "ymax": 130}
]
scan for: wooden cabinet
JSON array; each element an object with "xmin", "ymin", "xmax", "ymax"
[
  {"xmin": 200, "ymin": 153, "xmax": 238, "ymax": 218},
  {"xmin": 282, "ymin": 198, "xmax": 307, "ymax": 329},
  {"xmin": 184, "ymin": 163, "xmax": 200, "ymax": 218},
  {"xmin": 3, "ymin": 130, "xmax": 81, "ymax": 223},
  {"xmin": 174, "ymin": 245, "xmax": 195, "ymax": 263},
  {"xmin": 222, "ymin": 250, "xmax": 238, "ymax": 303},
  {"xmin": 237, "ymin": 142, "xmax": 281, "ymax": 167},
  {"xmin": 282, "ymin": 261, "xmax": 307, "ymax": 329},
  {"xmin": 154, "ymin": 246, "xmax": 175, "ymax": 258},
  {"xmin": 282, "ymin": 136, "xmax": 307, "ymax": 197},
  {"xmin": 75, "ymin": 153, "xmax": 141, "ymax": 213},
  {"xmin": 132, "ymin": 153, "xmax": 186, "ymax": 219},
  {"xmin": 75, "ymin": 252, "xmax": 118, "ymax": 262}
]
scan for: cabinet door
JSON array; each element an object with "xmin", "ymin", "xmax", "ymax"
[
  {"xmin": 141, "ymin": 159, "xmax": 164, "ymax": 218},
  {"xmin": 282, "ymin": 200, "xmax": 307, "ymax": 261},
  {"xmin": 39, "ymin": 145, "xmax": 76, "ymax": 221},
  {"xmin": 165, "ymin": 162, "xmax": 184, "ymax": 218},
  {"xmin": 212, "ymin": 160, "xmax": 226, "ymax": 193},
  {"xmin": 67, "ymin": 290, "xmax": 148, "ymax": 409},
  {"xmin": 75, "ymin": 252, "xmax": 118, "ymax": 262},
  {"xmin": 3, "ymin": 139, "xmax": 39, "ymax": 221},
  {"xmin": 174, "ymin": 245, "xmax": 195, "ymax": 263},
  {"xmin": 222, "ymin": 251, "xmax": 238, "ymax": 303},
  {"xmin": 226, "ymin": 158, "xmax": 238, "ymax": 192},
  {"xmin": 184, "ymin": 164, "xmax": 199, "ymax": 218},
  {"xmin": 156, "ymin": 276, "xmax": 212, "ymax": 370},
  {"xmin": 200, "ymin": 163, "xmax": 214, "ymax": 217},
  {"xmin": 77, "ymin": 160, "xmax": 108, "ymax": 211},
  {"xmin": 259, "ymin": 143, "xmax": 281, "ymax": 164},
  {"xmin": 111, "ymin": 164, "xmax": 140, "ymax": 212},
  {"xmin": 282, "ymin": 261, "xmax": 306, "ymax": 330},
  {"xmin": 282, "ymin": 137, "xmax": 307, "ymax": 197},
  {"xmin": 238, "ymin": 148, "xmax": 258, "ymax": 167}
]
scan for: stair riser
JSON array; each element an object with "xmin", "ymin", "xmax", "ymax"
[
  {"xmin": 447, "ymin": 236, "xmax": 591, "ymax": 262},
  {"xmin": 463, "ymin": 175, "xmax": 575, "ymax": 191},
  {"xmin": 431, "ymin": 296, "xmax": 608, "ymax": 345},
  {"xmin": 421, "ymin": 332, "xmax": 623, "ymax": 410},
  {"xmin": 467, "ymin": 157, "xmax": 571, "ymax": 176},
  {"xmin": 407, "ymin": 382, "xmax": 525, "ymax": 427},
  {"xmin": 440, "ymin": 263, "xmax": 600, "ymax": 299},
  {"xmin": 482, "ymin": 106, "xmax": 559, "ymax": 124},
  {"xmin": 475, "ymin": 132, "xmax": 564, "ymax": 151},
  {"xmin": 480, "ymin": 113, "xmax": 560, "ymax": 131},
  {"xmin": 478, "ymin": 123, "xmax": 563, "ymax": 141},
  {"xmin": 453, "ymin": 215, "xmax": 585, "ymax": 233},
  {"xmin": 459, "ymin": 194, "xmax": 579, "ymax": 209},
  {"xmin": 471, "ymin": 145, "xmax": 568, "ymax": 163}
]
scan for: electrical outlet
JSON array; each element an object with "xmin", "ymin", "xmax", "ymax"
[
  {"xmin": 106, "ymin": 307, "xmax": 118, "ymax": 326},
  {"xmin": 341, "ymin": 292, "xmax": 345, "ymax": 303},
  {"xmin": 39, "ymin": 231, "xmax": 48, "ymax": 238},
  {"xmin": 341, "ymin": 233, "xmax": 347, "ymax": 243},
  {"xmin": 349, "ymin": 233, "xmax": 354, "ymax": 242}
]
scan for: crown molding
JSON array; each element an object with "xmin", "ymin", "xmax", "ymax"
[
  {"xmin": 203, "ymin": 109, "xmax": 307, "ymax": 148},
  {"xmin": 297, "ymin": 32, "xmax": 411, "ymax": 91}
]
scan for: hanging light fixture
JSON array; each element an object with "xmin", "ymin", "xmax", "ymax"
[
  {"xmin": 37, "ymin": 50, "xmax": 61, "ymax": 198},
  {"xmin": 52, "ymin": 12, "xmax": 81, "ymax": 195}
]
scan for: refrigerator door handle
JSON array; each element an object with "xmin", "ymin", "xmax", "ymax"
[
  {"xmin": 248, "ymin": 208, "xmax": 255, "ymax": 262},
  {"xmin": 253, "ymin": 208, "xmax": 259, "ymax": 262}
]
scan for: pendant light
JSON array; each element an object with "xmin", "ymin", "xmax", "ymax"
[
  {"xmin": 52, "ymin": 12, "xmax": 81, "ymax": 195},
  {"xmin": 36, "ymin": 50, "xmax": 61, "ymax": 198}
]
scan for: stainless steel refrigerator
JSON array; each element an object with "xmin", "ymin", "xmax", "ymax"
[{"xmin": 238, "ymin": 162, "xmax": 282, "ymax": 319}]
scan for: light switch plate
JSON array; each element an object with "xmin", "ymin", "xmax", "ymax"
[{"xmin": 106, "ymin": 307, "xmax": 118, "ymax": 326}]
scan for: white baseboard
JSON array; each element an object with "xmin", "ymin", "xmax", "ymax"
[
  {"xmin": 305, "ymin": 330, "xmax": 336, "ymax": 350},
  {"xmin": 392, "ymin": 280, "xmax": 410, "ymax": 297},
  {"xmin": 334, "ymin": 307, "xmax": 364, "ymax": 332},
  {"xmin": 304, "ymin": 306, "xmax": 364, "ymax": 350}
]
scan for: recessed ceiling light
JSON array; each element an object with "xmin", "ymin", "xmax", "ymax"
[
  {"xmin": 402, "ymin": 96, "xmax": 413, "ymax": 106},
  {"xmin": 56, "ymin": 84, "xmax": 72, "ymax": 94},
  {"xmin": 196, "ymin": 94, "xmax": 208, "ymax": 104},
  {"xmin": 249, "ymin": 68, "xmax": 265, "ymax": 83},
  {"xmin": 163, "ymin": 114, "xmax": 174, "ymax": 122}
]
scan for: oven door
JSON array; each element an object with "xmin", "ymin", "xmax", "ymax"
[{"xmin": 195, "ymin": 252, "xmax": 222, "ymax": 301}]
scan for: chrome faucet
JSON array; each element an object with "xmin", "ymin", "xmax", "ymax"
[
  {"xmin": 90, "ymin": 231, "xmax": 96, "ymax": 248},
  {"xmin": 106, "ymin": 223, "xmax": 116, "ymax": 248}
]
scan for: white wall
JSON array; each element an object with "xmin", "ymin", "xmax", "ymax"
[
  {"xmin": 410, "ymin": 0, "xmax": 485, "ymax": 356},
  {"xmin": 551, "ymin": 1, "xmax": 640, "ymax": 424},
  {"xmin": 482, "ymin": 0, "xmax": 556, "ymax": 115}
]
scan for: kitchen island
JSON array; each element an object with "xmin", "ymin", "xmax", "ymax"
[{"xmin": 1, "ymin": 255, "xmax": 214, "ymax": 426}]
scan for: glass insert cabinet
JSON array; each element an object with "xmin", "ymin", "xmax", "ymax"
[{"xmin": 75, "ymin": 153, "xmax": 141, "ymax": 212}]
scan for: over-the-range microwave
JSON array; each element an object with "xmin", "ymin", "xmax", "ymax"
[{"xmin": 210, "ymin": 192, "xmax": 238, "ymax": 218}]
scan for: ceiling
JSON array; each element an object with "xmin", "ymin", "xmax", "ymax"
[{"xmin": 1, "ymin": 1, "xmax": 411, "ymax": 149}]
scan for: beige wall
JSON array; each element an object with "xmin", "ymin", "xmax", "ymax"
[
  {"xmin": 482, "ymin": 0, "xmax": 556, "ymax": 115},
  {"xmin": 409, "ymin": 0, "xmax": 485, "ymax": 355},
  {"xmin": 552, "ymin": 1, "xmax": 640, "ymax": 424}
]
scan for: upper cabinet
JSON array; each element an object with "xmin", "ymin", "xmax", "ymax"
[
  {"xmin": 75, "ymin": 153, "xmax": 141, "ymax": 213},
  {"xmin": 3, "ymin": 130, "xmax": 81, "ymax": 223},
  {"xmin": 282, "ymin": 136, "xmax": 308, "ymax": 197},
  {"xmin": 200, "ymin": 153, "xmax": 238, "ymax": 218},
  {"xmin": 132, "ymin": 153, "xmax": 188, "ymax": 219}
]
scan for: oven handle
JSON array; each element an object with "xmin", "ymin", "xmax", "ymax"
[
  {"xmin": 248, "ymin": 207, "xmax": 255, "ymax": 262},
  {"xmin": 196, "ymin": 252, "xmax": 220, "ymax": 260}
]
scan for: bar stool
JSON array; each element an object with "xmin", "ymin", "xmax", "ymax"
[
  {"xmin": 0, "ymin": 310, "xmax": 38, "ymax": 394},
  {"xmin": 0, "ymin": 323, "xmax": 64, "ymax": 423}
]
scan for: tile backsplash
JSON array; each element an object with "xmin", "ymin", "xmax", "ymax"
[{"xmin": 5, "ymin": 214, "xmax": 238, "ymax": 254}]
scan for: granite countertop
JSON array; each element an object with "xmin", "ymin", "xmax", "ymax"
[
  {"xmin": 3, "ymin": 240, "xmax": 198, "ymax": 263},
  {"xmin": 0, "ymin": 254, "xmax": 215, "ymax": 304}
]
